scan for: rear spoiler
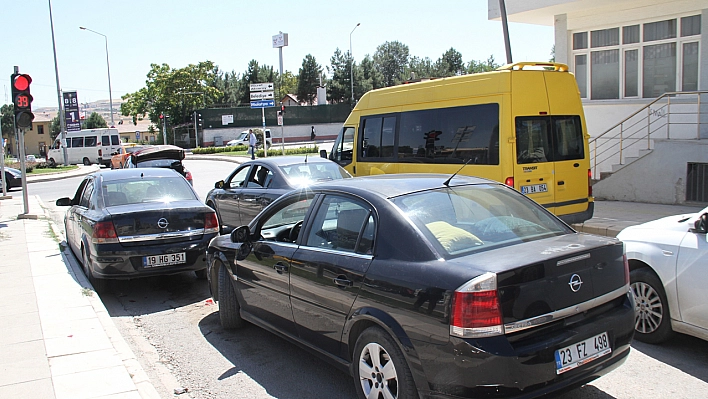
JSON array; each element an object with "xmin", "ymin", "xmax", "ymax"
[{"xmin": 497, "ymin": 62, "xmax": 569, "ymax": 72}]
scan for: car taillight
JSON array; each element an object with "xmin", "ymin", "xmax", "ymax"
[
  {"xmin": 185, "ymin": 171, "xmax": 193, "ymax": 183},
  {"xmin": 450, "ymin": 272, "xmax": 503, "ymax": 338},
  {"xmin": 93, "ymin": 221, "xmax": 119, "ymax": 244},
  {"xmin": 623, "ymin": 254, "xmax": 630, "ymax": 285},
  {"xmin": 588, "ymin": 169, "xmax": 592, "ymax": 196},
  {"xmin": 204, "ymin": 212, "xmax": 219, "ymax": 234},
  {"xmin": 98, "ymin": 149, "xmax": 103, "ymax": 156},
  {"xmin": 504, "ymin": 176, "xmax": 514, "ymax": 188}
]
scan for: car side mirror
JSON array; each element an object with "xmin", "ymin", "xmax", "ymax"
[
  {"xmin": 230, "ymin": 225, "xmax": 250, "ymax": 243},
  {"xmin": 693, "ymin": 213, "xmax": 708, "ymax": 234},
  {"xmin": 56, "ymin": 197, "xmax": 72, "ymax": 206},
  {"xmin": 215, "ymin": 180, "xmax": 225, "ymax": 189},
  {"xmin": 320, "ymin": 149, "xmax": 327, "ymax": 158}
]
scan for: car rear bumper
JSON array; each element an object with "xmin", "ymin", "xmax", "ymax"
[
  {"xmin": 416, "ymin": 291, "xmax": 634, "ymax": 398},
  {"xmin": 89, "ymin": 237, "xmax": 214, "ymax": 279}
]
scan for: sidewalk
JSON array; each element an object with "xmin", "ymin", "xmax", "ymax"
[{"xmin": 0, "ymin": 194, "xmax": 160, "ymax": 399}]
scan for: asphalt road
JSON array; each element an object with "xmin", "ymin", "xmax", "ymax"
[{"xmin": 25, "ymin": 159, "xmax": 708, "ymax": 399}]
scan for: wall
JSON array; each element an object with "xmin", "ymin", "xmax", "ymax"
[
  {"xmin": 593, "ymin": 139, "xmax": 708, "ymax": 204},
  {"xmin": 201, "ymin": 123, "xmax": 342, "ymax": 147}
]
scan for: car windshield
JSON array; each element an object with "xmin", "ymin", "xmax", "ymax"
[
  {"xmin": 102, "ymin": 176, "xmax": 197, "ymax": 206},
  {"xmin": 278, "ymin": 162, "xmax": 351, "ymax": 185},
  {"xmin": 392, "ymin": 184, "xmax": 571, "ymax": 257}
]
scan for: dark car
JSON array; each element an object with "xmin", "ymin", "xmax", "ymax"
[
  {"xmin": 1, "ymin": 167, "xmax": 22, "ymax": 190},
  {"xmin": 56, "ymin": 168, "xmax": 219, "ymax": 291},
  {"xmin": 205, "ymin": 155, "xmax": 351, "ymax": 233},
  {"xmin": 206, "ymin": 174, "xmax": 634, "ymax": 399},
  {"xmin": 124, "ymin": 144, "xmax": 193, "ymax": 185}
]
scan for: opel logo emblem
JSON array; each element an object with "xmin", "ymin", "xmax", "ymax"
[
  {"xmin": 157, "ymin": 218, "xmax": 169, "ymax": 229},
  {"xmin": 568, "ymin": 274, "xmax": 583, "ymax": 292}
]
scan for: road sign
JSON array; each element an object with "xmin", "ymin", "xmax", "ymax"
[
  {"xmin": 63, "ymin": 91, "xmax": 81, "ymax": 132},
  {"xmin": 249, "ymin": 83, "xmax": 274, "ymax": 92},
  {"xmin": 135, "ymin": 131, "xmax": 140, "ymax": 139},
  {"xmin": 250, "ymin": 100, "xmax": 275, "ymax": 108},
  {"xmin": 250, "ymin": 91, "xmax": 274, "ymax": 100},
  {"xmin": 272, "ymin": 33, "xmax": 288, "ymax": 48},
  {"xmin": 277, "ymin": 114, "xmax": 283, "ymax": 126}
]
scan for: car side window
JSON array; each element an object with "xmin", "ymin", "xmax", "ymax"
[
  {"xmin": 259, "ymin": 195, "xmax": 315, "ymax": 242},
  {"xmin": 79, "ymin": 180, "xmax": 95, "ymax": 209},
  {"xmin": 248, "ymin": 165, "xmax": 273, "ymax": 188},
  {"xmin": 227, "ymin": 166, "xmax": 251, "ymax": 189},
  {"xmin": 305, "ymin": 195, "xmax": 374, "ymax": 254}
]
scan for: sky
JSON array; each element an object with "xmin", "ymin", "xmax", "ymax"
[{"xmin": 2, "ymin": 1, "xmax": 554, "ymax": 109}]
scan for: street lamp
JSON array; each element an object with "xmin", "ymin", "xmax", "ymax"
[
  {"xmin": 350, "ymin": 22, "xmax": 360, "ymax": 106},
  {"xmin": 79, "ymin": 26, "xmax": 115, "ymax": 127}
]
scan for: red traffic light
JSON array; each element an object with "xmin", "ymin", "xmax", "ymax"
[
  {"xmin": 159, "ymin": 114, "xmax": 164, "ymax": 119},
  {"xmin": 13, "ymin": 74, "xmax": 31, "ymax": 91}
]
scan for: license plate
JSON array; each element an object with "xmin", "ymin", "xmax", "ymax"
[
  {"xmin": 142, "ymin": 252, "xmax": 186, "ymax": 268},
  {"xmin": 555, "ymin": 332, "xmax": 611, "ymax": 374},
  {"xmin": 521, "ymin": 183, "xmax": 548, "ymax": 195}
]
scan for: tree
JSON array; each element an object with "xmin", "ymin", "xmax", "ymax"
[
  {"xmin": 406, "ymin": 56, "xmax": 435, "ymax": 80},
  {"xmin": 326, "ymin": 48, "xmax": 351, "ymax": 104},
  {"xmin": 82, "ymin": 112, "xmax": 108, "ymax": 129},
  {"xmin": 50, "ymin": 116, "xmax": 61, "ymax": 141},
  {"xmin": 360, "ymin": 55, "xmax": 383, "ymax": 92},
  {"xmin": 296, "ymin": 54, "xmax": 322, "ymax": 105},
  {"xmin": 467, "ymin": 55, "xmax": 500, "ymax": 74},
  {"xmin": 373, "ymin": 41, "xmax": 410, "ymax": 87},
  {"xmin": 120, "ymin": 61, "xmax": 222, "ymax": 130},
  {"xmin": 214, "ymin": 70, "xmax": 243, "ymax": 106},
  {"xmin": 436, "ymin": 47, "xmax": 465, "ymax": 77},
  {"xmin": 278, "ymin": 71, "xmax": 298, "ymax": 99},
  {"xmin": 1, "ymin": 104, "xmax": 14, "ymax": 143},
  {"xmin": 550, "ymin": 45, "xmax": 556, "ymax": 63}
]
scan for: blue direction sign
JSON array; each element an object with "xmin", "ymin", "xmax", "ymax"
[{"xmin": 250, "ymin": 99, "xmax": 275, "ymax": 108}]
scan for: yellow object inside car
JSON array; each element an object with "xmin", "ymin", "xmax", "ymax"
[{"xmin": 425, "ymin": 221, "xmax": 483, "ymax": 253}]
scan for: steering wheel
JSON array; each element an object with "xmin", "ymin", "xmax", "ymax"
[{"xmin": 289, "ymin": 221, "xmax": 304, "ymax": 242}]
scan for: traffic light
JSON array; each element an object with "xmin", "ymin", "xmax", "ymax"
[
  {"xmin": 280, "ymin": 104, "xmax": 286, "ymax": 114},
  {"xmin": 424, "ymin": 131, "xmax": 441, "ymax": 142},
  {"xmin": 11, "ymin": 73, "xmax": 34, "ymax": 129},
  {"xmin": 197, "ymin": 112, "xmax": 203, "ymax": 128}
]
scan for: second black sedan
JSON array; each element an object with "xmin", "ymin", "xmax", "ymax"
[
  {"xmin": 206, "ymin": 174, "xmax": 635, "ymax": 399},
  {"xmin": 205, "ymin": 155, "xmax": 351, "ymax": 234},
  {"xmin": 56, "ymin": 168, "xmax": 219, "ymax": 291}
]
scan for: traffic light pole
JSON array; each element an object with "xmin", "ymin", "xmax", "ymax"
[
  {"xmin": 17, "ymin": 127, "xmax": 31, "ymax": 216},
  {"xmin": 193, "ymin": 111, "xmax": 198, "ymax": 148}
]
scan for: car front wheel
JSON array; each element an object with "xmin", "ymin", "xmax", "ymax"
[
  {"xmin": 353, "ymin": 326, "xmax": 417, "ymax": 399},
  {"xmin": 218, "ymin": 264, "xmax": 244, "ymax": 329},
  {"xmin": 631, "ymin": 268, "xmax": 673, "ymax": 344}
]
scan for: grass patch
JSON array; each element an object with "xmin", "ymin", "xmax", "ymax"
[
  {"xmin": 30, "ymin": 165, "xmax": 78, "ymax": 175},
  {"xmin": 81, "ymin": 287, "xmax": 94, "ymax": 297}
]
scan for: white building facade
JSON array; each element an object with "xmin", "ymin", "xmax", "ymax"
[{"xmin": 489, "ymin": 0, "xmax": 708, "ymax": 136}]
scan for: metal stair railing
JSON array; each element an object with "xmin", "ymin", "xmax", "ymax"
[{"xmin": 590, "ymin": 91, "xmax": 708, "ymax": 179}]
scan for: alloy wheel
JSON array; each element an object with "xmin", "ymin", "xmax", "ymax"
[
  {"xmin": 632, "ymin": 281, "xmax": 663, "ymax": 334},
  {"xmin": 358, "ymin": 342, "xmax": 399, "ymax": 399}
]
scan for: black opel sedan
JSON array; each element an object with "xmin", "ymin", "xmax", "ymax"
[
  {"xmin": 206, "ymin": 174, "xmax": 634, "ymax": 399},
  {"xmin": 205, "ymin": 155, "xmax": 351, "ymax": 233},
  {"xmin": 56, "ymin": 168, "xmax": 219, "ymax": 291}
]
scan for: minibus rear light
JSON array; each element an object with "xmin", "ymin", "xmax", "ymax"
[
  {"xmin": 588, "ymin": 169, "xmax": 593, "ymax": 196},
  {"xmin": 539, "ymin": 111, "xmax": 548, "ymax": 115},
  {"xmin": 504, "ymin": 177, "xmax": 514, "ymax": 188}
]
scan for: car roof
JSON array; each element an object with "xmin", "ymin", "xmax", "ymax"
[
  {"xmin": 306, "ymin": 173, "xmax": 498, "ymax": 199},
  {"xmin": 131, "ymin": 145, "xmax": 184, "ymax": 161},
  {"xmin": 92, "ymin": 168, "xmax": 183, "ymax": 182},
  {"xmin": 244, "ymin": 155, "xmax": 338, "ymax": 168}
]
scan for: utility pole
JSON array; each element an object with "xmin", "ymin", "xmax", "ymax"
[
  {"xmin": 499, "ymin": 0, "xmax": 513, "ymax": 64},
  {"xmin": 48, "ymin": 0, "xmax": 69, "ymax": 165}
]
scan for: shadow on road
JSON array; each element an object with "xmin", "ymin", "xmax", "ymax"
[
  {"xmin": 197, "ymin": 311, "xmax": 357, "ymax": 399},
  {"xmin": 632, "ymin": 334, "xmax": 708, "ymax": 383}
]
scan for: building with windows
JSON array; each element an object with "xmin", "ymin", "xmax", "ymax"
[{"xmin": 489, "ymin": 1, "xmax": 708, "ymax": 205}]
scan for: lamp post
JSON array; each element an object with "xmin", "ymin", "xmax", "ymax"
[
  {"xmin": 350, "ymin": 23, "xmax": 360, "ymax": 106},
  {"xmin": 79, "ymin": 26, "xmax": 115, "ymax": 127}
]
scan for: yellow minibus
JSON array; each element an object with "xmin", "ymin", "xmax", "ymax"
[{"xmin": 326, "ymin": 62, "xmax": 593, "ymax": 224}]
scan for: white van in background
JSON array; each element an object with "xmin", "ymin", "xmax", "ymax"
[{"xmin": 47, "ymin": 128, "xmax": 121, "ymax": 167}]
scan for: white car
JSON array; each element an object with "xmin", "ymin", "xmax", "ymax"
[
  {"xmin": 617, "ymin": 207, "xmax": 708, "ymax": 344},
  {"xmin": 225, "ymin": 130, "xmax": 272, "ymax": 148}
]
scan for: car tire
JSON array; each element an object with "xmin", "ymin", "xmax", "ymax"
[
  {"xmin": 218, "ymin": 264, "xmax": 244, "ymax": 329},
  {"xmin": 82, "ymin": 247, "xmax": 108, "ymax": 293},
  {"xmin": 83, "ymin": 158, "xmax": 91, "ymax": 166},
  {"xmin": 352, "ymin": 326, "xmax": 417, "ymax": 399},
  {"xmin": 194, "ymin": 269, "xmax": 207, "ymax": 279},
  {"xmin": 631, "ymin": 268, "xmax": 673, "ymax": 344},
  {"xmin": 48, "ymin": 158, "xmax": 56, "ymax": 167}
]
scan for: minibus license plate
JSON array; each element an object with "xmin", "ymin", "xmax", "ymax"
[
  {"xmin": 143, "ymin": 252, "xmax": 186, "ymax": 268},
  {"xmin": 521, "ymin": 183, "xmax": 548, "ymax": 195},
  {"xmin": 554, "ymin": 332, "xmax": 611, "ymax": 374}
]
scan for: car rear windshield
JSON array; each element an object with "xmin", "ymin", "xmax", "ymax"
[
  {"xmin": 278, "ymin": 162, "xmax": 351, "ymax": 183},
  {"xmin": 102, "ymin": 176, "xmax": 197, "ymax": 206},
  {"xmin": 392, "ymin": 184, "xmax": 571, "ymax": 257}
]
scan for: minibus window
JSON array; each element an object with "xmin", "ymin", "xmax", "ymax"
[
  {"xmin": 85, "ymin": 136, "xmax": 97, "ymax": 147},
  {"xmin": 362, "ymin": 117, "xmax": 383, "ymax": 158},
  {"xmin": 515, "ymin": 116, "xmax": 583, "ymax": 163},
  {"xmin": 71, "ymin": 137, "xmax": 84, "ymax": 148},
  {"xmin": 111, "ymin": 135, "xmax": 120, "ymax": 145},
  {"xmin": 102, "ymin": 136, "xmax": 111, "ymax": 146}
]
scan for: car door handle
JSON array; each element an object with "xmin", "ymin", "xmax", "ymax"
[
  {"xmin": 334, "ymin": 276, "xmax": 353, "ymax": 288},
  {"xmin": 273, "ymin": 263, "xmax": 289, "ymax": 274},
  {"xmin": 242, "ymin": 198, "xmax": 256, "ymax": 202}
]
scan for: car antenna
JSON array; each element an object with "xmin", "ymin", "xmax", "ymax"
[
  {"xmin": 304, "ymin": 153, "xmax": 308, "ymax": 163},
  {"xmin": 443, "ymin": 159, "xmax": 471, "ymax": 186}
]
